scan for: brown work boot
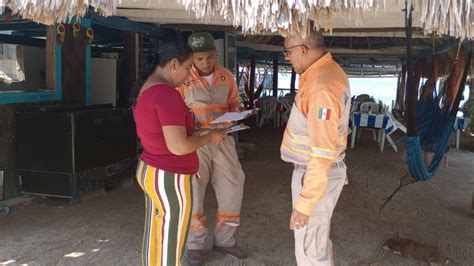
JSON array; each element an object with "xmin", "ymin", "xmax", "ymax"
[
  {"xmin": 213, "ymin": 243, "xmax": 248, "ymax": 259},
  {"xmin": 187, "ymin": 249, "xmax": 204, "ymax": 266}
]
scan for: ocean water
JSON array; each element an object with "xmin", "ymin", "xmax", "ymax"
[
  {"xmin": 263, "ymin": 75, "xmax": 470, "ymax": 111},
  {"xmin": 349, "ymin": 77, "xmax": 397, "ymax": 107}
]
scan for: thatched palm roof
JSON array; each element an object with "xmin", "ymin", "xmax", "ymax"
[
  {"xmin": 2, "ymin": 0, "xmax": 116, "ymax": 25},
  {"xmin": 2, "ymin": 0, "xmax": 473, "ymax": 40},
  {"xmin": 177, "ymin": 0, "xmax": 473, "ymax": 39}
]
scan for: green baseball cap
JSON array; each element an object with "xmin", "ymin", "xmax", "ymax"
[{"xmin": 187, "ymin": 32, "xmax": 216, "ymax": 52}]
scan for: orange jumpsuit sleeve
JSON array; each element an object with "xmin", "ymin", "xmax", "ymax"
[
  {"xmin": 294, "ymin": 88, "xmax": 342, "ymax": 215},
  {"xmin": 226, "ymin": 75, "xmax": 241, "ymax": 112}
]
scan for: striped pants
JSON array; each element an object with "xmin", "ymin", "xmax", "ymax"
[{"xmin": 136, "ymin": 160, "xmax": 193, "ymax": 266}]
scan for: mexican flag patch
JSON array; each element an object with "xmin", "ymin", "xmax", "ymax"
[{"xmin": 318, "ymin": 108, "xmax": 331, "ymax": 120}]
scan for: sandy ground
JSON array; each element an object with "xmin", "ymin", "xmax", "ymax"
[{"xmin": 0, "ymin": 126, "xmax": 473, "ymax": 266}]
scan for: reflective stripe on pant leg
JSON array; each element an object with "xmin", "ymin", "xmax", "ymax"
[
  {"xmin": 329, "ymin": 240, "xmax": 334, "ymax": 266},
  {"xmin": 190, "ymin": 213, "xmax": 207, "ymax": 232},
  {"xmin": 138, "ymin": 161, "xmax": 192, "ymax": 266},
  {"xmin": 188, "ymin": 212, "xmax": 208, "ymax": 250},
  {"xmin": 212, "ymin": 136, "xmax": 245, "ymax": 247},
  {"xmin": 214, "ymin": 211, "xmax": 241, "ymax": 247}
]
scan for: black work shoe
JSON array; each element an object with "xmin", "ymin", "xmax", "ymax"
[
  {"xmin": 213, "ymin": 243, "xmax": 248, "ymax": 259},
  {"xmin": 187, "ymin": 249, "xmax": 204, "ymax": 266}
]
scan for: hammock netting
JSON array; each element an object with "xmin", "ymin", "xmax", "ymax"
[{"xmin": 406, "ymin": 49, "xmax": 471, "ymax": 182}]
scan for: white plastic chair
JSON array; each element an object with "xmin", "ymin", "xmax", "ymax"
[
  {"xmin": 258, "ymin": 96, "xmax": 279, "ymax": 127},
  {"xmin": 455, "ymin": 117, "xmax": 471, "ymax": 149},
  {"xmin": 280, "ymin": 95, "xmax": 294, "ymax": 125},
  {"xmin": 357, "ymin": 102, "xmax": 380, "ymax": 142},
  {"xmin": 380, "ymin": 109, "xmax": 407, "ymax": 152},
  {"xmin": 360, "ymin": 102, "xmax": 380, "ymax": 114},
  {"xmin": 350, "ymin": 99, "xmax": 361, "ymax": 113}
]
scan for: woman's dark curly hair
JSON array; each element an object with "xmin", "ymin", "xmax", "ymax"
[{"xmin": 130, "ymin": 41, "xmax": 193, "ymax": 107}]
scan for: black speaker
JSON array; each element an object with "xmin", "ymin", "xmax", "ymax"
[{"xmin": 16, "ymin": 105, "xmax": 137, "ymax": 200}]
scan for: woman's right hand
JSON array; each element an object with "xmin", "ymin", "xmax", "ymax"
[
  {"xmin": 193, "ymin": 129, "xmax": 211, "ymax": 137},
  {"xmin": 206, "ymin": 130, "xmax": 227, "ymax": 145}
]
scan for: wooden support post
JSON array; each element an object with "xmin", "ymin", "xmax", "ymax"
[
  {"xmin": 399, "ymin": 63, "xmax": 407, "ymax": 113},
  {"xmin": 395, "ymin": 68, "xmax": 401, "ymax": 110},
  {"xmin": 45, "ymin": 26, "xmax": 55, "ymax": 90},
  {"xmin": 249, "ymin": 54, "xmax": 256, "ymax": 108},
  {"xmin": 62, "ymin": 24, "xmax": 86, "ymax": 104},
  {"xmin": 405, "ymin": 2, "xmax": 416, "ymax": 136},
  {"xmin": 121, "ymin": 31, "xmax": 139, "ymax": 107},
  {"xmin": 243, "ymin": 65, "xmax": 250, "ymax": 100},
  {"xmin": 236, "ymin": 63, "xmax": 240, "ymax": 85},
  {"xmin": 0, "ymin": 105, "xmax": 18, "ymax": 200},
  {"xmin": 272, "ymin": 58, "xmax": 278, "ymax": 97},
  {"xmin": 469, "ymin": 78, "xmax": 474, "ymax": 102},
  {"xmin": 290, "ymin": 68, "xmax": 296, "ymax": 93}
]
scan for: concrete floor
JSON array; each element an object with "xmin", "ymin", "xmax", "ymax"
[{"xmin": 0, "ymin": 127, "xmax": 473, "ymax": 265}]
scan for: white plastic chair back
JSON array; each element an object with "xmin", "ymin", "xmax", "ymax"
[
  {"xmin": 360, "ymin": 102, "xmax": 380, "ymax": 114},
  {"xmin": 350, "ymin": 100, "xmax": 360, "ymax": 113},
  {"xmin": 280, "ymin": 96, "xmax": 294, "ymax": 123},
  {"xmin": 261, "ymin": 96, "xmax": 277, "ymax": 116},
  {"xmin": 259, "ymin": 96, "xmax": 278, "ymax": 127},
  {"xmin": 385, "ymin": 109, "xmax": 407, "ymax": 133}
]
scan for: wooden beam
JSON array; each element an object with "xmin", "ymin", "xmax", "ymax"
[
  {"xmin": 338, "ymin": 56, "xmax": 401, "ymax": 62},
  {"xmin": 343, "ymin": 66, "xmax": 398, "ymax": 72},
  {"xmin": 120, "ymin": 31, "xmax": 139, "ymax": 107},
  {"xmin": 331, "ymin": 47, "xmax": 427, "ymax": 55},
  {"xmin": 62, "ymin": 24, "xmax": 86, "ymax": 104},
  {"xmin": 235, "ymin": 28, "xmax": 429, "ymax": 38},
  {"xmin": 249, "ymin": 54, "xmax": 256, "ymax": 108},
  {"xmin": 237, "ymin": 41, "xmax": 429, "ymax": 55},
  {"xmin": 0, "ymin": 34, "xmax": 45, "ymax": 47},
  {"xmin": 45, "ymin": 26, "xmax": 55, "ymax": 90},
  {"xmin": 236, "ymin": 63, "xmax": 240, "ymax": 85},
  {"xmin": 323, "ymin": 28, "xmax": 428, "ymax": 38},
  {"xmin": 405, "ymin": 2, "xmax": 416, "ymax": 136},
  {"xmin": 272, "ymin": 59, "xmax": 278, "ymax": 97},
  {"xmin": 161, "ymin": 23, "xmax": 238, "ymax": 32},
  {"xmin": 290, "ymin": 68, "xmax": 296, "ymax": 93},
  {"xmin": 161, "ymin": 26, "xmax": 427, "ymax": 39},
  {"xmin": 0, "ymin": 22, "xmax": 44, "ymax": 31}
]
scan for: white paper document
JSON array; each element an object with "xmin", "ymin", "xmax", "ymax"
[
  {"xmin": 222, "ymin": 124, "xmax": 250, "ymax": 134},
  {"xmin": 210, "ymin": 109, "xmax": 255, "ymax": 124}
]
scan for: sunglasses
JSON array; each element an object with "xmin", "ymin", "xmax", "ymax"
[{"xmin": 282, "ymin": 44, "xmax": 307, "ymax": 56}]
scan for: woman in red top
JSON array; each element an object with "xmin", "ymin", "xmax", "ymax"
[{"xmin": 131, "ymin": 41, "xmax": 226, "ymax": 266}]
